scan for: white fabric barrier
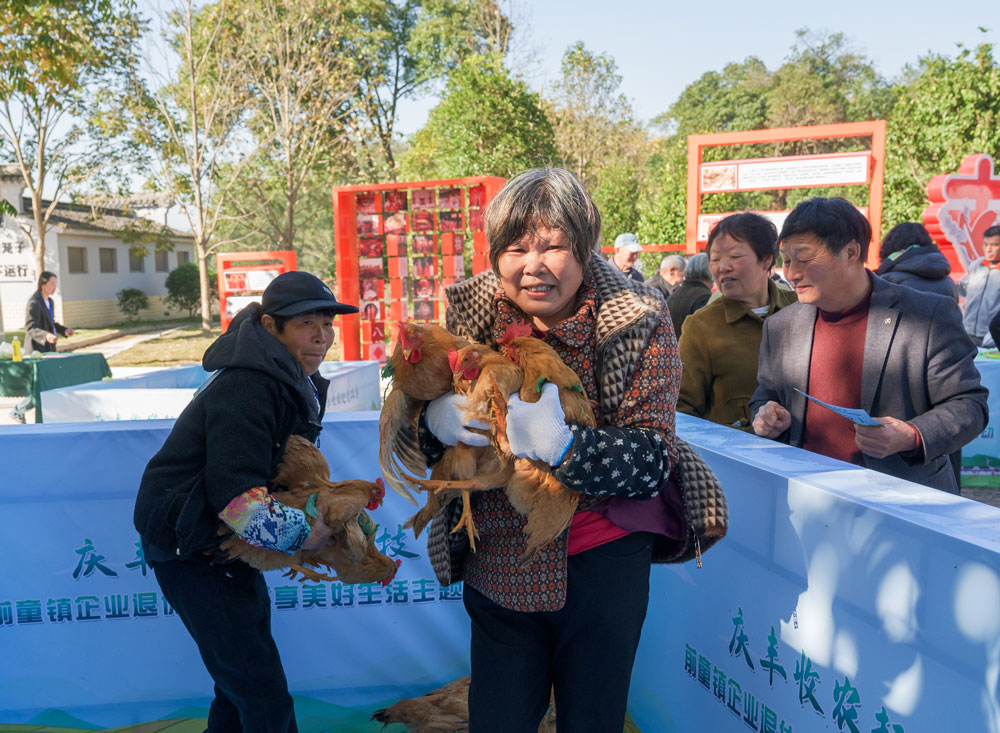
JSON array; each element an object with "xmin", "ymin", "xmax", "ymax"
[
  {"xmin": 40, "ymin": 361, "xmax": 382, "ymax": 422},
  {"xmin": 629, "ymin": 414, "xmax": 1000, "ymax": 732}
]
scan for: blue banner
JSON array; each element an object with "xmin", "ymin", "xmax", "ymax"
[
  {"xmin": 0, "ymin": 413, "xmax": 470, "ymax": 730},
  {"xmin": 4, "ymin": 409, "xmax": 1000, "ymax": 730},
  {"xmin": 630, "ymin": 415, "xmax": 1000, "ymax": 732}
]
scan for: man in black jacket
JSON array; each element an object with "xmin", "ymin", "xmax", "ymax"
[
  {"xmin": 10, "ymin": 271, "xmax": 74, "ymax": 423},
  {"xmin": 134, "ymin": 271, "xmax": 356, "ymax": 732}
]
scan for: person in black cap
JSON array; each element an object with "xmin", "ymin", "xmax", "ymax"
[{"xmin": 134, "ymin": 271, "xmax": 357, "ymax": 732}]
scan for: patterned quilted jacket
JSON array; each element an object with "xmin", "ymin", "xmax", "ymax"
[{"xmin": 426, "ymin": 252, "xmax": 683, "ymax": 611}]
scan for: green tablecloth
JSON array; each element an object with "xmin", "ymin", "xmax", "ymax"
[{"xmin": 0, "ymin": 353, "xmax": 112, "ymax": 422}]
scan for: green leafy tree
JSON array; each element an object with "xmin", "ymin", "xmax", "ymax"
[
  {"xmin": 130, "ymin": 0, "xmax": 256, "ymax": 334},
  {"xmin": 399, "ymin": 54, "xmax": 556, "ymax": 179},
  {"xmin": 117, "ymin": 287, "xmax": 149, "ymax": 321},
  {"xmin": 166, "ymin": 261, "xmax": 217, "ymax": 316},
  {"xmin": 208, "ymin": 0, "xmax": 360, "ymax": 267},
  {"xmin": 546, "ymin": 42, "xmax": 648, "ymax": 190},
  {"xmin": 883, "ymin": 42, "xmax": 1000, "ymax": 229},
  {"xmin": 346, "ymin": 0, "xmax": 512, "ymax": 180},
  {"xmin": 0, "ymin": 0, "xmax": 143, "ymax": 275},
  {"xmin": 591, "ymin": 164, "xmax": 640, "ymax": 245}
]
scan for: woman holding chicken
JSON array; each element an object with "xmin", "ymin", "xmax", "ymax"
[
  {"xmin": 134, "ymin": 271, "xmax": 357, "ymax": 732},
  {"xmin": 422, "ymin": 168, "xmax": 684, "ymax": 732}
]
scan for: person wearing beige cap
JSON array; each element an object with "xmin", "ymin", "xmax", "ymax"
[{"xmin": 610, "ymin": 232, "xmax": 644, "ymax": 283}]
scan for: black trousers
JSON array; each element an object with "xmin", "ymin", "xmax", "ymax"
[
  {"xmin": 464, "ymin": 532, "xmax": 653, "ymax": 733},
  {"xmin": 149, "ymin": 549, "xmax": 298, "ymax": 733}
]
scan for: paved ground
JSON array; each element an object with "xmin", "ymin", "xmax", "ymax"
[{"xmin": 958, "ymin": 486, "xmax": 1000, "ymax": 507}]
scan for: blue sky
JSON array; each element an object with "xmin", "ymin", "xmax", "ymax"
[{"xmin": 396, "ymin": 0, "xmax": 999, "ymax": 135}]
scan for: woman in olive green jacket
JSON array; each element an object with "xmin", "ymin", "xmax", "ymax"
[{"xmin": 678, "ymin": 213, "xmax": 796, "ymax": 431}]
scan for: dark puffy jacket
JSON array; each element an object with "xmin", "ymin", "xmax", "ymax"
[
  {"xmin": 134, "ymin": 304, "xmax": 329, "ymax": 558},
  {"xmin": 876, "ymin": 245, "xmax": 957, "ymax": 299}
]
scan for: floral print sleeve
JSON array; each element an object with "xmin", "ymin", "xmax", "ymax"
[
  {"xmin": 555, "ymin": 424, "xmax": 669, "ymax": 497},
  {"xmin": 218, "ymin": 486, "xmax": 311, "ymax": 554}
]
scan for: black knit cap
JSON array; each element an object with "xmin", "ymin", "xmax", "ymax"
[{"xmin": 261, "ymin": 271, "xmax": 358, "ymax": 317}]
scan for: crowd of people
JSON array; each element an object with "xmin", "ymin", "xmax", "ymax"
[{"xmin": 611, "ymin": 207, "xmax": 994, "ymax": 496}]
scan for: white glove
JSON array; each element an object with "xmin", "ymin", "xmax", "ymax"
[
  {"xmin": 425, "ymin": 392, "xmax": 490, "ymax": 447},
  {"xmin": 506, "ymin": 382, "xmax": 573, "ymax": 467}
]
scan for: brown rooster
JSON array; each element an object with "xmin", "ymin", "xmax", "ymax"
[
  {"xmin": 219, "ymin": 436, "xmax": 400, "ymax": 586},
  {"xmin": 498, "ymin": 326, "xmax": 597, "ymax": 564},
  {"xmin": 402, "ymin": 342, "xmax": 523, "ymax": 549},
  {"xmin": 371, "ymin": 676, "xmax": 556, "ymax": 732},
  {"xmin": 379, "ymin": 322, "xmax": 469, "ymax": 506},
  {"xmin": 415, "ymin": 323, "xmax": 598, "ymax": 564}
]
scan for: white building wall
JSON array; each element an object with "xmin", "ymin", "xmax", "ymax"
[
  {"xmin": 1, "ymin": 219, "xmax": 196, "ymax": 331},
  {"xmin": 57, "ymin": 230, "xmax": 195, "ymax": 300},
  {"xmin": 0, "ymin": 217, "xmax": 57, "ymax": 335}
]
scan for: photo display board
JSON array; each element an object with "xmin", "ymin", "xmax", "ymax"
[
  {"xmin": 333, "ymin": 177, "xmax": 505, "ymax": 362},
  {"xmin": 685, "ymin": 121, "xmax": 886, "ymax": 266},
  {"xmin": 215, "ymin": 250, "xmax": 297, "ymax": 333}
]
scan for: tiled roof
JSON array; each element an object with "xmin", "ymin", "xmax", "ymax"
[{"xmin": 22, "ymin": 196, "xmax": 189, "ymax": 239}]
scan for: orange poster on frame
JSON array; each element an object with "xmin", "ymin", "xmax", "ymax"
[{"xmin": 215, "ymin": 250, "xmax": 297, "ymax": 333}]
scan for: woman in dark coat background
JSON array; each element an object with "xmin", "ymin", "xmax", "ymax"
[
  {"xmin": 9, "ymin": 270, "xmax": 74, "ymax": 423},
  {"xmin": 876, "ymin": 222, "xmax": 957, "ymax": 299}
]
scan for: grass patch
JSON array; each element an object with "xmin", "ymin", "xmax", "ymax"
[{"xmin": 108, "ymin": 325, "xmax": 222, "ymax": 366}]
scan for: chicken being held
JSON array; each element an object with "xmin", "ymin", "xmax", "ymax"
[
  {"xmin": 402, "ymin": 342, "xmax": 523, "ymax": 549},
  {"xmin": 497, "ymin": 322, "xmax": 598, "ymax": 563},
  {"xmin": 379, "ymin": 322, "xmax": 469, "ymax": 506},
  {"xmin": 418, "ymin": 322, "xmax": 598, "ymax": 565},
  {"xmin": 219, "ymin": 435, "xmax": 400, "ymax": 586},
  {"xmin": 371, "ymin": 676, "xmax": 556, "ymax": 732}
]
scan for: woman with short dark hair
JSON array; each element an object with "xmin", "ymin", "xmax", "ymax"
[
  {"xmin": 677, "ymin": 212, "xmax": 797, "ymax": 431},
  {"xmin": 422, "ymin": 167, "xmax": 686, "ymax": 732},
  {"xmin": 876, "ymin": 222, "xmax": 956, "ymax": 299}
]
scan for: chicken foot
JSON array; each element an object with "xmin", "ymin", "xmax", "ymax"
[
  {"xmin": 449, "ymin": 488, "xmax": 481, "ymax": 551},
  {"xmin": 282, "ymin": 563, "xmax": 339, "ymax": 584}
]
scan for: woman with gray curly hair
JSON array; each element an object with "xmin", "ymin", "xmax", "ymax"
[{"xmin": 418, "ymin": 167, "xmax": 687, "ymax": 731}]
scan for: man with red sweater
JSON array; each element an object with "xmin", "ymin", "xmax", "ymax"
[{"xmin": 750, "ymin": 197, "xmax": 987, "ymax": 493}]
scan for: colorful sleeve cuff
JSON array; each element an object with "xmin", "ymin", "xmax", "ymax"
[{"xmin": 218, "ymin": 486, "xmax": 311, "ymax": 555}]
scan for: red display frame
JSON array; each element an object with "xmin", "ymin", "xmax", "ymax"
[
  {"xmin": 215, "ymin": 250, "xmax": 297, "ymax": 333},
  {"xmin": 333, "ymin": 176, "xmax": 505, "ymax": 361},
  {"xmin": 686, "ymin": 121, "xmax": 887, "ymax": 267}
]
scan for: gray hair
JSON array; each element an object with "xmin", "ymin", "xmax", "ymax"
[
  {"xmin": 659, "ymin": 254, "xmax": 686, "ymax": 273},
  {"xmin": 684, "ymin": 252, "xmax": 711, "ymax": 282},
  {"xmin": 485, "ymin": 167, "xmax": 601, "ymax": 278}
]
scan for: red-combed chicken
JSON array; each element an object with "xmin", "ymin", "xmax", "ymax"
[
  {"xmin": 497, "ymin": 324, "xmax": 598, "ymax": 564},
  {"xmin": 379, "ymin": 322, "xmax": 469, "ymax": 505},
  {"xmin": 219, "ymin": 435, "xmax": 400, "ymax": 586},
  {"xmin": 415, "ymin": 322, "xmax": 598, "ymax": 564},
  {"xmin": 402, "ymin": 342, "xmax": 523, "ymax": 549},
  {"xmin": 371, "ymin": 676, "xmax": 556, "ymax": 732}
]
